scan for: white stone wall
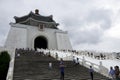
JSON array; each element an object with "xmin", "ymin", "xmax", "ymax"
[
  {"xmin": 56, "ymin": 31, "xmax": 72, "ymax": 50},
  {"xmin": 5, "ymin": 23, "xmax": 27, "ymax": 49},
  {"xmin": 26, "ymin": 25, "xmax": 58, "ymax": 49},
  {"xmin": 4, "ymin": 23, "xmax": 72, "ymax": 50}
]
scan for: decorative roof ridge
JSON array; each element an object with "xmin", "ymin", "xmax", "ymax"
[
  {"xmin": 14, "ymin": 11, "xmax": 53, "ymax": 19},
  {"xmin": 32, "ymin": 11, "xmax": 53, "ymax": 18},
  {"xmin": 19, "ymin": 17, "xmax": 56, "ymax": 24},
  {"xmin": 14, "ymin": 10, "xmax": 58, "ymax": 24},
  {"xmin": 29, "ymin": 11, "xmax": 54, "ymax": 19},
  {"xmin": 14, "ymin": 11, "xmax": 31, "ymax": 19}
]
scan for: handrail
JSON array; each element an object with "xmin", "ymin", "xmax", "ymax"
[
  {"xmin": 6, "ymin": 49, "xmax": 15, "ymax": 80},
  {"xmin": 77, "ymin": 56, "xmax": 109, "ymax": 77},
  {"xmin": 39, "ymin": 49, "xmax": 109, "ymax": 77}
]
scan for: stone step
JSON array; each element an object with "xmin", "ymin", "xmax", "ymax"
[{"xmin": 13, "ymin": 50, "xmax": 110, "ymax": 80}]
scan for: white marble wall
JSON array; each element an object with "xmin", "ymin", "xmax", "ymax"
[
  {"xmin": 27, "ymin": 25, "xmax": 58, "ymax": 49},
  {"xmin": 4, "ymin": 23, "xmax": 72, "ymax": 50},
  {"xmin": 5, "ymin": 23, "xmax": 27, "ymax": 49},
  {"xmin": 56, "ymin": 31, "xmax": 72, "ymax": 50}
]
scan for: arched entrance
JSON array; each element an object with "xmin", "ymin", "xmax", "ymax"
[{"xmin": 34, "ymin": 36, "xmax": 48, "ymax": 50}]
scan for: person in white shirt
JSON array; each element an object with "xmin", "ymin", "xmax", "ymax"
[{"xmin": 49, "ymin": 62, "xmax": 52, "ymax": 69}]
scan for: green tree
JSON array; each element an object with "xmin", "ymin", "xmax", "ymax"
[{"xmin": 0, "ymin": 51, "xmax": 10, "ymax": 80}]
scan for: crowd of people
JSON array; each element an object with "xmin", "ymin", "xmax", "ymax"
[
  {"xmin": 15, "ymin": 48, "xmax": 50, "ymax": 57},
  {"xmin": 57, "ymin": 49, "xmax": 108, "ymax": 60},
  {"xmin": 16, "ymin": 48, "xmax": 119, "ymax": 60}
]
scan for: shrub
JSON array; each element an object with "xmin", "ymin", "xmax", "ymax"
[{"xmin": 0, "ymin": 51, "xmax": 10, "ymax": 80}]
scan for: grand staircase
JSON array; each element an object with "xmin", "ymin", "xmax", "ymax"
[{"xmin": 13, "ymin": 49, "xmax": 110, "ymax": 80}]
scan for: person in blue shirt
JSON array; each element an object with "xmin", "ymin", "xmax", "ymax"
[
  {"xmin": 109, "ymin": 66, "xmax": 115, "ymax": 80},
  {"xmin": 89, "ymin": 66, "xmax": 94, "ymax": 80},
  {"xmin": 60, "ymin": 58, "xmax": 64, "ymax": 80}
]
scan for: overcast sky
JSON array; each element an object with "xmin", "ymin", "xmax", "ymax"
[{"xmin": 0, "ymin": 0, "xmax": 120, "ymax": 52}]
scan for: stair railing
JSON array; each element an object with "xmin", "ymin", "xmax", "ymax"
[
  {"xmin": 76, "ymin": 56, "xmax": 109, "ymax": 77},
  {"xmin": 38, "ymin": 49, "xmax": 109, "ymax": 77},
  {"xmin": 6, "ymin": 48, "xmax": 15, "ymax": 80}
]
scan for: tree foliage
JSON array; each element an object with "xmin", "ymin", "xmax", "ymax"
[{"xmin": 0, "ymin": 51, "xmax": 10, "ymax": 80}]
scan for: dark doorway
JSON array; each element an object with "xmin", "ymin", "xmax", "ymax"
[{"xmin": 34, "ymin": 36, "xmax": 47, "ymax": 50}]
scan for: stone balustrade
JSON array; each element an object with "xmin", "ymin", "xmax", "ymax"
[{"xmin": 38, "ymin": 49, "xmax": 110, "ymax": 78}]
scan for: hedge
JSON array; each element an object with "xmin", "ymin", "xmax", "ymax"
[{"xmin": 0, "ymin": 51, "xmax": 10, "ymax": 80}]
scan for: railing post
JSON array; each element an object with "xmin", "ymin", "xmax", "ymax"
[
  {"xmin": 99, "ymin": 61, "xmax": 103, "ymax": 73},
  {"xmin": 6, "ymin": 49, "xmax": 15, "ymax": 80},
  {"xmin": 82, "ymin": 56, "xmax": 85, "ymax": 66},
  {"xmin": 99, "ymin": 61, "xmax": 109, "ymax": 77},
  {"xmin": 91, "ymin": 63, "xmax": 94, "ymax": 67}
]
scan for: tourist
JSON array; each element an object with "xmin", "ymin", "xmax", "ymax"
[
  {"xmin": 89, "ymin": 66, "xmax": 94, "ymax": 80},
  {"xmin": 88, "ymin": 52, "xmax": 90, "ymax": 56},
  {"xmin": 109, "ymin": 66, "xmax": 115, "ymax": 80},
  {"xmin": 48, "ymin": 52, "xmax": 51, "ymax": 57},
  {"xmin": 55, "ymin": 53, "xmax": 58, "ymax": 59},
  {"xmin": 49, "ymin": 62, "xmax": 52, "ymax": 69},
  {"xmin": 60, "ymin": 58, "xmax": 64, "ymax": 80},
  {"xmin": 91, "ymin": 52, "xmax": 93, "ymax": 57},
  {"xmin": 17, "ymin": 53, "xmax": 20, "ymax": 57},
  {"xmin": 75, "ymin": 58, "xmax": 79, "ymax": 65},
  {"xmin": 73, "ymin": 56, "xmax": 75, "ymax": 63},
  {"xmin": 114, "ymin": 66, "xmax": 120, "ymax": 80}
]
